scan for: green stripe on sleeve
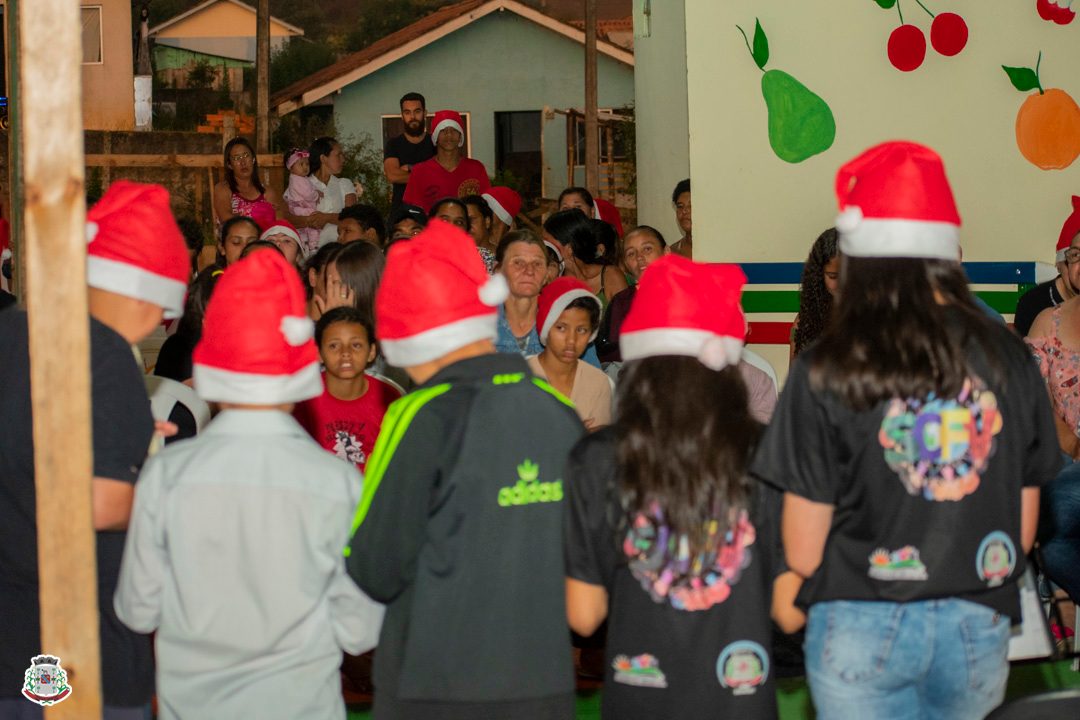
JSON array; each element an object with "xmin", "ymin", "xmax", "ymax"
[{"xmin": 532, "ymin": 377, "xmax": 575, "ymax": 408}]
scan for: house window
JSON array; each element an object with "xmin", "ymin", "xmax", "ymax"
[
  {"xmin": 570, "ymin": 111, "xmax": 630, "ymax": 166},
  {"xmin": 381, "ymin": 112, "xmax": 471, "ymax": 157},
  {"xmin": 82, "ymin": 6, "xmax": 103, "ymax": 64}
]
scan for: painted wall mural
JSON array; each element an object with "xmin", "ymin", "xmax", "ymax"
[
  {"xmin": 737, "ymin": 19, "xmax": 836, "ymax": 164},
  {"xmin": 872, "ymin": 0, "xmax": 969, "ymax": 72},
  {"xmin": 1002, "ymin": 52, "xmax": 1080, "ymax": 169},
  {"xmin": 1037, "ymin": 0, "xmax": 1076, "ymax": 25}
]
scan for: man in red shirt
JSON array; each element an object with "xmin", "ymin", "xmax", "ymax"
[{"xmin": 403, "ymin": 110, "xmax": 490, "ymax": 212}]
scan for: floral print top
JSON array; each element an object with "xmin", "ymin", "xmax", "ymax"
[{"xmin": 1026, "ymin": 304, "xmax": 1080, "ymax": 438}]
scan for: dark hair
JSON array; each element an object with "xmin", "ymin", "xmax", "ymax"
[
  {"xmin": 616, "ymin": 357, "xmax": 759, "ymax": 558},
  {"xmin": 220, "ymin": 215, "xmax": 261, "ymax": 244},
  {"xmin": 175, "ymin": 215, "xmax": 203, "ymax": 274},
  {"xmin": 809, "ymin": 257, "xmax": 1005, "ymax": 410},
  {"xmin": 308, "ymin": 137, "xmax": 339, "ymax": 177},
  {"xmin": 591, "ymin": 218, "xmax": 618, "ymax": 265},
  {"xmin": 339, "ymin": 203, "xmax": 386, "ymax": 245},
  {"xmin": 316, "ymin": 305, "xmax": 375, "ymax": 348},
  {"xmin": 305, "ymin": 242, "xmax": 342, "ymax": 283},
  {"xmin": 399, "ymin": 92, "xmax": 426, "ymax": 110},
  {"xmin": 332, "ymin": 240, "xmax": 385, "ymax": 318},
  {"xmin": 565, "ymin": 296, "xmax": 600, "ymax": 331},
  {"xmin": 222, "ymin": 137, "xmax": 264, "ymax": 195},
  {"xmin": 545, "ymin": 209, "xmax": 607, "ymax": 266},
  {"xmin": 429, "ymin": 196, "xmax": 468, "ymax": 220},
  {"xmin": 672, "ymin": 178, "xmax": 690, "ymax": 204},
  {"xmin": 625, "ymin": 225, "xmax": 667, "ymax": 248},
  {"xmin": 495, "ymin": 228, "xmax": 546, "ymax": 264},
  {"xmin": 174, "ymin": 270, "xmax": 221, "ymax": 342},
  {"xmin": 239, "ymin": 240, "xmax": 284, "ymax": 259},
  {"xmin": 793, "ymin": 228, "xmax": 839, "ymax": 356},
  {"xmin": 558, "ymin": 186, "xmax": 594, "ymax": 211},
  {"xmin": 462, "ymin": 194, "xmax": 493, "ymax": 220}
]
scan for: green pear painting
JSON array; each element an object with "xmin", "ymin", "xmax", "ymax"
[{"xmin": 738, "ymin": 19, "xmax": 837, "ymax": 163}]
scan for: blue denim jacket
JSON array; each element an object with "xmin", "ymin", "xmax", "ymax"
[{"xmin": 495, "ymin": 304, "xmax": 600, "ymax": 368}]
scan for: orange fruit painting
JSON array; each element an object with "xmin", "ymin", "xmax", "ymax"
[{"xmin": 1003, "ymin": 53, "xmax": 1080, "ymax": 170}]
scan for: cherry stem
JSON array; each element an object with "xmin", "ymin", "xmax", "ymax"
[
  {"xmin": 896, "ymin": 0, "xmax": 905, "ymax": 25},
  {"xmin": 913, "ymin": 0, "xmax": 935, "ymax": 18},
  {"xmin": 1035, "ymin": 51, "xmax": 1044, "ymax": 95}
]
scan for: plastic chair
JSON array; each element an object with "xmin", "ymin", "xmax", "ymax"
[
  {"xmin": 145, "ymin": 375, "xmax": 211, "ymax": 435},
  {"xmin": 984, "ymin": 688, "xmax": 1080, "ymax": 719}
]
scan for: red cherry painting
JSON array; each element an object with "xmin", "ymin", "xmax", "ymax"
[
  {"xmin": 930, "ymin": 12, "xmax": 968, "ymax": 56},
  {"xmin": 888, "ymin": 24, "xmax": 927, "ymax": 71},
  {"xmin": 1037, "ymin": 0, "xmax": 1076, "ymax": 25}
]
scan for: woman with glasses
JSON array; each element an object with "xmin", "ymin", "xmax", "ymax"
[
  {"xmin": 1014, "ymin": 196, "xmax": 1080, "ymax": 337},
  {"xmin": 213, "ymin": 137, "xmax": 281, "ymax": 231}
]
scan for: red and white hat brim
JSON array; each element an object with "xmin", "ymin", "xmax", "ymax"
[
  {"xmin": 193, "ymin": 359, "xmax": 322, "ymax": 404},
  {"xmin": 620, "ymin": 328, "xmax": 743, "ymax": 371},
  {"xmin": 87, "ymin": 255, "xmax": 187, "ymax": 319},
  {"xmin": 539, "ymin": 288, "xmax": 600, "ymax": 345},
  {"xmin": 836, "ymin": 209, "xmax": 959, "ymax": 260},
  {"xmin": 431, "ymin": 119, "xmax": 465, "ymax": 147},
  {"xmin": 380, "ymin": 313, "xmax": 496, "ymax": 367},
  {"xmin": 482, "ymin": 193, "xmax": 514, "ymax": 227}
]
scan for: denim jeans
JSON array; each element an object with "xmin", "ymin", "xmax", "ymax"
[
  {"xmin": 805, "ymin": 599, "xmax": 1009, "ymax": 720},
  {"xmin": 1038, "ymin": 455, "xmax": 1080, "ymax": 603}
]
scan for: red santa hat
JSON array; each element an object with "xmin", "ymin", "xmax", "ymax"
[
  {"xmin": 536, "ymin": 276, "xmax": 601, "ymax": 345},
  {"xmin": 192, "ymin": 249, "xmax": 321, "ymax": 404},
  {"xmin": 86, "ymin": 180, "xmax": 190, "ymax": 319},
  {"xmin": 620, "ymin": 255, "xmax": 746, "ymax": 371},
  {"xmin": 260, "ymin": 219, "xmax": 307, "ymax": 258},
  {"xmin": 834, "ymin": 141, "xmax": 961, "ymax": 260},
  {"xmin": 430, "ymin": 110, "xmax": 465, "ymax": 147},
  {"xmin": 376, "ymin": 218, "xmax": 509, "ymax": 366},
  {"xmin": 593, "ymin": 197, "xmax": 624, "ymax": 238},
  {"xmin": 1056, "ymin": 196, "xmax": 1080, "ymax": 263},
  {"xmin": 482, "ymin": 187, "xmax": 522, "ymax": 227}
]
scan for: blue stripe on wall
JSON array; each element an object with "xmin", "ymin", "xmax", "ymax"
[{"xmin": 738, "ymin": 262, "xmax": 1038, "ymax": 285}]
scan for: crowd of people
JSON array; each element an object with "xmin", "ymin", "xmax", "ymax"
[{"xmin": 0, "ymin": 89, "xmax": 1077, "ymax": 720}]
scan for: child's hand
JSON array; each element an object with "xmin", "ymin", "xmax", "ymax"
[
  {"xmin": 154, "ymin": 420, "xmax": 178, "ymax": 439},
  {"xmin": 326, "ymin": 284, "xmax": 355, "ymax": 310}
]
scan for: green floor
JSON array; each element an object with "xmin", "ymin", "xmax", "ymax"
[{"xmin": 346, "ymin": 660, "xmax": 1080, "ymax": 719}]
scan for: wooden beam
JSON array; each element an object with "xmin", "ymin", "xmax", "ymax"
[
  {"xmin": 584, "ymin": 0, "xmax": 599, "ymax": 195},
  {"xmin": 84, "ymin": 154, "xmax": 283, "ymax": 168},
  {"xmin": 5, "ymin": 0, "xmax": 23, "ymax": 300},
  {"xmin": 255, "ymin": 0, "xmax": 269, "ymax": 153},
  {"xmin": 20, "ymin": 0, "xmax": 101, "ymax": 717}
]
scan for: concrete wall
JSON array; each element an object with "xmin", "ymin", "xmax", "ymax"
[
  {"xmin": 332, "ymin": 10, "xmax": 635, "ymax": 198},
  {"xmin": 631, "ymin": 0, "xmax": 688, "ymax": 242},
  {"xmin": 82, "ymin": 0, "xmax": 135, "ymax": 130}
]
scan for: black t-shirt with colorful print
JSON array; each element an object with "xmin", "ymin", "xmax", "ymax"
[
  {"xmin": 751, "ymin": 309, "xmax": 1061, "ymax": 622},
  {"xmin": 565, "ymin": 427, "xmax": 781, "ymax": 720}
]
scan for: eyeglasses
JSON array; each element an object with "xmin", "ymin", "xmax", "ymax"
[
  {"xmin": 229, "ymin": 152, "xmax": 253, "ymax": 164},
  {"xmin": 1064, "ymin": 249, "xmax": 1080, "ymax": 265}
]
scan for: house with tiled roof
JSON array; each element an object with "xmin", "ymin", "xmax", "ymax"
[{"xmin": 271, "ymin": 0, "xmax": 634, "ymax": 203}]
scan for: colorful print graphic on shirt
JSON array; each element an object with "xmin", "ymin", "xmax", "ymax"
[
  {"xmin": 878, "ymin": 378, "xmax": 1003, "ymax": 501},
  {"xmin": 976, "ymin": 531, "xmax": 1016, "ymax": 587},
  {"xmin": 623, "ymin": 506, "xmax": 755, "ymax": 612},
  {"xmin": 716, "ymin": 641, "xmax": 769, "ymax": 696},
  {"xmin": 868, "ymin": 545, "xmax": 929, "ymax": 581},
  {"xmin": 611, "ymin": 654, "xmax": 668, "ymax": 689}
]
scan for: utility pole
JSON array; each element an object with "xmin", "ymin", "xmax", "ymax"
[
  {"xmin": 255, "ymin": 0, "xmax": 270, "ymax": 153},
  {"xmin": 19, "ymin": 0, "xmax": 101, "ymax": 716},
  {"xmin": 584, "ymin": 0, "xmax": 599, "ymax": 196}
]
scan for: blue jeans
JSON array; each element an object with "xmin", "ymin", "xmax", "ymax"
[
  {"xmin": 1038, "ymin": 456, "xmax": 1080, "ymax": 602},
  {"xmin": 805, "ymin": 599, "xmax": 1009, "ymax": 720}
]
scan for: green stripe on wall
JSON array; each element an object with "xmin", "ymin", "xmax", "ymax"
[{"xmin": 742, "ymin": 289, "xmax": 1024, "ymax": 314}]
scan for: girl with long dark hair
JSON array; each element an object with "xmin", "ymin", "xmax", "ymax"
[
  {"xmin": 565, "ymin": 255, "xmax": 793, "ymax": 719},
  {"xmin": 791, "ymin": 228, "xmax": 839, "ymax": 358},
  {"xmin": 544, "ymin": 209, "xmax": 626, "ymax": 308},
  {"xmin": 752, "ymin": 142, "xmax": 1060, "ymax": 720}
]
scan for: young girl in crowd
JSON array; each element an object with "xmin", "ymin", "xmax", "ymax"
[
  {"xmin": 463, "ymin": 194, "xmax": 497, "ymax": 273},
  {"xmin": 564, "ymin": 256, "xmax": 789, "ymax": 719},
  {"xmin": 294, "ymin": 307, "xmax": 401, "ymax": 471},
  {"xmin": 790, "ymin": 227, "xmax": 839, "ymax": 359},
  {"xmin": 527, "ymin": 277, "xmax": 612, "ymax": 430},
  {"xmin": 752, "ymin": 142, "xmax": 1060, "ymax": 720},
  {"xmin": 215, "ymin": 215, "xmax": 261, "ymax": 269},
  {"xmin": 282, "ymin": 148, "xmax": 322, "ymax": 257},
  {"xmin": 544, "ymin": 209, "xmax": 627, "ymax": 309}
]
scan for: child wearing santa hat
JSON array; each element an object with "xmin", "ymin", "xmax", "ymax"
[
  {"xmin": 564, "ymin": 254, "xmax": 788, "ymax": 719},
  {"xmin": 1013, "ymin": 195, "xmax": 1080, "ymax": 337},
  {"xmin": 345, "ymin": 219, "xmax": 585, "ymax": 719},
  {"xmin": 527, "ymin": 276, "xmax": 612, "ymax": 430},
  {"xmin": 752, "ymin": 141, "xmax": 1060, "ymax": 719},
  {"xmin": 402, "ymin": 110, "xmax": 491, "ymax": 212},
  {"xmin": 114, "ymin": 249, "xmax": 383, "ymax": 720}
]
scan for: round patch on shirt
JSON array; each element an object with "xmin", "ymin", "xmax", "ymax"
[
  {"xmin": 878, "ymin": 377, "xmax": 1002, "ymax": 501},
  {"xmin": 716, "ymin": 640, "xmax": 769, "ymax": 695},
  {"xmin": 976, "ymin": 531, "xmax": 1016, "ymax": 587}
]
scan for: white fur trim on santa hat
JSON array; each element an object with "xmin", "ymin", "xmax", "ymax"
[
  {"xmin": 539, "ymin": 288, "xmax": 600, "ymax": 345},
  {"xmin": 620, "ymin": 328, "xmax": 743, "ymax": 370},
  {"xmin": 280, "ymin": 315, "xmax": 314, "ymax": 346},
  {"xmin": 837, "ymin": 214, "xmax": 960, "ymax": 260},
  {"xmin": 1057, "ymin": 247, "xmax": 1070, "ymax": 264},
  {"xmin": 482, "ymin": 193, "xmax": 514, "ymax": 227},
  {"xmin": 380, "ymin": 313, "xmax": 496, "ymax": 367},
  {"xmin": 478, "ymin": 273, "xmax": 509, "ymax": 306},
  {"xmin": 431, "ymin": 119, "xmax": 465, "ymax": 147},
  {"xmin": 87, "ymin": 255, "xmax": 187, "ymax": 319},
  {"xmin": 193, "ymin": 359, "xmax": 322, "ymax": 404}
]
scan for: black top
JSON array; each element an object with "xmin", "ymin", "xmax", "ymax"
[
  {"xmin": 384, "ymin": 132, "xmax": 435, "ymax": 209},
  {"xmin": 751, "ymin": 309, "xmax": 1061, "ymax": 622},
  {"xmin": 0, "ymin": 289, "xmax": 15, "ymax": 311},
  {"xmin": 565, "ymin": 428, "xmax": 781, "ymax": 720},
  {"xmin": 595, "ymin": 286, "xmax": 634, "ymax": 364},
  {"xmin": 0, "ymin": 308, "xmax": 155, "ymax": 705},
  {"xmin": 347, "ymin": 353, "xmax": 585, "ymax": 720},
  {"xmin": 1013, "ymin": 278, "xmax": 1064, "ymax": 337},
  {"xmin": 154, "ymin": 331, "xmax": 197, "ymax": 383}
]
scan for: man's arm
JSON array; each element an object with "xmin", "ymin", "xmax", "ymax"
[
  {"xmin": 384, "ymin": 157, "xmax": 411, "ymax": 185},
  {"xmin": 93, "ymin": 478, "xmax": 134, "ymax": 530}
]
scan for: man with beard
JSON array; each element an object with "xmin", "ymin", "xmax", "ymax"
[{"xmin": 384, "ymin": 92, "xmax": 436, "ymax": 211}]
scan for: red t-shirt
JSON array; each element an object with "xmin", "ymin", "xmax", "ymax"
[
  {"xmin": 293, "ymin": 374, "xmax": 401, "ymax": 471},
  {"xmin": 402, "ymin": 156, "xmax": 491, "ymax": 212}
]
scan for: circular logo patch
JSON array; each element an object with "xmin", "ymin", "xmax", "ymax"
[{"xmin": 717, "ymin": 640, "xmax": 769, "ymax": 695}]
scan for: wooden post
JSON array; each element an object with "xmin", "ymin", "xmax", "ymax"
[
  {"xmin": 255, "ymin": 0, "xmax": 269, "ymax": 153},
  {"xmin": 584, "ymin": 0, "xmax": 599, "ymax": 195},
  {"xmin": 20, "ymin": 0, "xmax": 101, "ymax": 718},
  {"xmin": 5, "ymin": 0, "xmax": 23, "ymax": 300}
]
